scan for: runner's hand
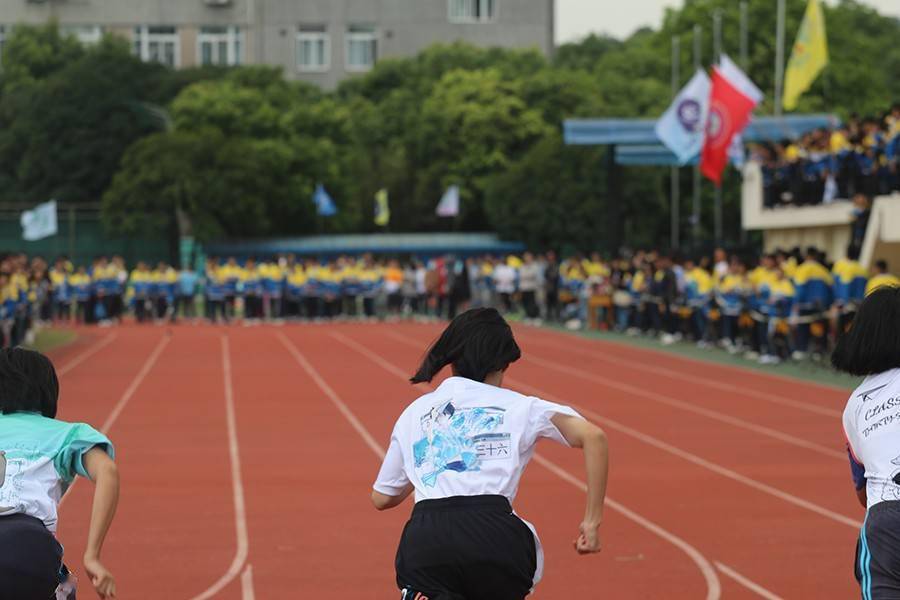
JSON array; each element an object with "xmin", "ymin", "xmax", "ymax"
[
  {"xmin": 575, "ymin": 520, "xmax": 602, "ymax": 554},
  {"xmin": 84, "ymin": 555, "xmax": 116, "ymax": 598}
]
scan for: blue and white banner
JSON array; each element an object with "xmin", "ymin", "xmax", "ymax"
[
  {"xmin": 654, "ymin": 69, "xmax": 711, "ymax": 165},
  {"xmin": 20, "ymin": 200, "xmax": 58, "ymax": 241},
  {"xmin": 436, "ymin": 185, "xmax": 460, "ymax": 217},
  {"xmin": 312, "ymin": 184, "xmax": 337, "ymax": 217}
]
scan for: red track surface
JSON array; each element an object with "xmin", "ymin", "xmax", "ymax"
[{"xmin": 48, "ymin": 322, "xmax": 861, "ymax": 599}]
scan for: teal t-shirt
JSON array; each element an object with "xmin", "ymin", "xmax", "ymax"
[{"xmin": 0, "ymin": 412, "xmax": 114, "ymax": 532}]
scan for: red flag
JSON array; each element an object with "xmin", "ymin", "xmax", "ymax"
[{"xmin": 700, "ymin": 55, "xmax": 762, "ymax": 186}]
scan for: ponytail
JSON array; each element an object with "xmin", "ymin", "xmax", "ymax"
[{"xmin": 410, "ymin": 308, "xmax": 521, "ymax": 384}]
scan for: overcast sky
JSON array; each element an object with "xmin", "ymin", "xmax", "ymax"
[{"xmin": 556, "ymin": 0, "xmax": 900, "ymax": 43}]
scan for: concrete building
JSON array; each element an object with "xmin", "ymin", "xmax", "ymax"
[{"xmin": 0, "ymin": 0, "xmax": 554, "ymax": 88}]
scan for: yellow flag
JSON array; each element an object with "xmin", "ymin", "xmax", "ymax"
[
  {"xmin": 783, "ymin": 0, "xmax": 828, "ymax": 111},
  {"xmin": 374, "ymin": 188, "xmax": 390, "ymax": 227}
]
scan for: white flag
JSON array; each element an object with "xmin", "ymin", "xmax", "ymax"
[
  {"xmin": 21, "ymin": 200, "xmax": 58, "ymax": 241},
  {"xmin": 436, "ymin": 185, "xmax": 460, "ymax": 217},
  {"xmin": 654, "ymin": 69, "xmax": 711, "ymax": 164}
]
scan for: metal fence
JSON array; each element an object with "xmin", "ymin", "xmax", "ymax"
[{"xmin": 0, "ymin": 203, "xmax": 168, "ymax": 266}]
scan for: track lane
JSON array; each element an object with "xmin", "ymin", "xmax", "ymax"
[{"xmin": 317, "ymin": 325, "xmax": 722, "ymax": 599}]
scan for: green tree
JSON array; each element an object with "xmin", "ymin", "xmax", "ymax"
[{"xmin": 0, "ymin": 22, "xmax": 84, "ymax": 90}]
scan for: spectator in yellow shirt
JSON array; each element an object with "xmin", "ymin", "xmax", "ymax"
[{"xmin": 866, "ymin": 260, "xmax": 900, "ymax": 296}]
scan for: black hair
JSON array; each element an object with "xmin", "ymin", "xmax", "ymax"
[
  {"xmin": 411, "ymin": 308, "xmax": 521, "ymax": 384},
  {"xmin": 832, "ymin": 286, "xmax": 900, "ymax": 376},
  {"xmin": 0, "ymin": 348, "xmax": 59, "ymax": 418},
  {"xmin": 846, "ymin": 245, "xmax": 861, "ymax": 261},
  {"xmin": 875, "ymin": 260, "xmax": 889, "ymax": 273}
]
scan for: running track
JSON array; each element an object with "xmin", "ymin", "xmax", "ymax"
[{"xmin": 48, "ymin": 322, "xmax": 861, "ymax": 599}]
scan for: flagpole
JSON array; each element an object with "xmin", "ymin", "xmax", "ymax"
[
  {"xmin": 692, "ymin": 24, "xmax": 702, "ymax": 249},
  {"xmin": 740, "ymin": 0, "xmax": 749, "ymax": 244},
  {"xmin": 774, "ymin": 0, "xmax": 786, "ymax": 117},
  {"xmin": 713, "ymin": 9, "xmax": 723, "ymax": 244},
  {"xmin": 740, "ymin": 1, "xmax": 749, "ymax": 70},
  {"xmin": 670, "ymin": 35, "xmax": 680, "ymax": 250}
]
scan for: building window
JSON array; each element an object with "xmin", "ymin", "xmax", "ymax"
[
  {"xmin": 346, "ymin": 25, "xmax": 377, "ymax": 71},
  {"xmin": 449, "ymin": 0, "xmax": 497, "ymax": 23},
  {"xmin": 296, "ymin": 25, "xmax": 329, "ymax": 72},
  {"xmin": 133, "ymin": 25, "xmax": 179, "ymax": 68},
  {"xmin": 198, "ymin": 26, "xmax": 242, "ymax": 66},
  {"xmin": 60, "ymin": 25, "xmax": 104, "ymax": 45}
]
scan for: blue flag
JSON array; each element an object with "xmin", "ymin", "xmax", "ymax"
[
  {"xmin": 312, "ymin": 184, "xmax": 337, "ymax": 217},
  {"xmin": 654, "ymin": 69, "xmax": 711, "ymax": 164}
]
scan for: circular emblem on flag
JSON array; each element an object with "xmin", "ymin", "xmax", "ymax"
[
  {"xmin": 706, "ymin": 102, "xmax": 731, "ymax": 148},
  {"xmin": 676, "ymin": 99, "xmax": 701, "ymax": 132}
]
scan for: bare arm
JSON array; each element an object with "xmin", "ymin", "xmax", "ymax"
[
  {"xmin": 856, "ymin": 486, "xmax": 867, "ymax": 508},
  {"xmin": 372, "ymin": 483, "xmax": 414, "ymax": 511},
  {"xmin": 552, "ymin": 414, "xmax": 609, "ymax": 554},
  {"xmin": 82, "ymin": 447, "xmax": 120, "ymax": 599}
]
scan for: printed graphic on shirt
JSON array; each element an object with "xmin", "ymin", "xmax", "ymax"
[
  {"xmin": 0, "ymin": 453, "xmax": 26, "ymax": 511},
  {"xmin": 413, "ymin": 400, "xmax": 510, "ymax": 487},
  {"xmin": 860, "ymin": 393, "xmax": 900, "ymax": 439},
  {"xmin": 871, "ymin": 453, "xmax": 900, "ymax": 503}
]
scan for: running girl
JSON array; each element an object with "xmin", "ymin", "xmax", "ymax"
[
  {"xmin": 833, "ymin": 285, "xmax": 900, "ymax": 599},
  {"xmin": 372, "ymin": 307, "xmax": 609, "ymax": 599},
  {"xmin": 0, "ymin": 348, "xmax": 119, "ymax": 599}
]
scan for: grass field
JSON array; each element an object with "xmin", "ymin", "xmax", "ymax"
[
  {"xmin": 46, "ymin": 321, "xmax": 861, "ymax": 599},
  {"xmin": 27, "ymin": 327, "xmax": 78, "ymax": 354}
]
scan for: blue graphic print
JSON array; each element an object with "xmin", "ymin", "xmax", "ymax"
[{"xmin": 413, "ymin": 400, "xmax": 509, "ymax": 487}]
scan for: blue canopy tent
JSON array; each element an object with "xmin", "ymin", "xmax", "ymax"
[{"xmin": 561, "ymin": 113, "xmax": 838, "ymax": 247}]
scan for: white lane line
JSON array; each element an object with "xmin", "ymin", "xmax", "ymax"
[
  {"xmin": 188, "ymin": 336, "xmax": 252, "ymax": 600},
  {"xmin": 277, "ymin": 331, "xmax": 386, "ymax": 459},
  {"xmin": 518, "ymin": 329, "xmax": 844, "ymax": 417},
  {"xmin": 59, "ymin": 334, "xmax": 170, "ymax": 507},
  {"xmin": 58, "ymin": 332, "xmax": 118, "ymax": 377},
  {"xmin": 521, "ymin": 353, "xmax": 845, "ymax": 460},
  {"xmin": 241, "ymin": 565, "xmax": 256, "ymax": 600},
  {"xmin": 383, "ymin": 328, "xmax": 862, "ymax": 529},
  {"xmin": 99, "ymin": 335, "xmax": 171, "ymax": 435},
  {"xmin": 714, "ymin": 562, "xmax": 785, "ymax": 600},
  {"xmin": 328, "ymin": 330, "xmax": 722, "ymax": 600},
  {"xmin": 513, "ymin": 377, "xmax": 862, "ymax": 529}
]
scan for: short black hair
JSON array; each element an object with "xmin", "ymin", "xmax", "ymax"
[
  {"xmin": 832, "ymin": 286, "xmax": 900, "ymax": 376},
  {"xmin": 0, "ymin": 348, "xmax": 59, "ymax": 418},
  {"xmin": 875, "ymin": 259, "xmax": 889, "ymax": 273},
  {"xmin": 411, "ymin": 308, "xmax": 521, "ymax": 384}
]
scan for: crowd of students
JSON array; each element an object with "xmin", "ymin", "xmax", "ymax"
[
  {"xmin": 3, "ymin": 246, "xmax": 899, "ymax": 365},
  {"xmin": 756, "ymin": 104, "xmax": 900, "ymax": 206}
]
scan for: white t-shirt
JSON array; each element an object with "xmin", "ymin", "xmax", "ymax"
[
  {"xmin": 843, "ymin": 368, "xmax": 900, "ymax": 509},
  {"xmin": 0, "ymin": 412, "xmax": 114, "ymax": 532},
  {"xmin": 493, "ymin": 265, "xmax": 517, "ymax": 294},
  {"xmin": 373, "ymin": 376, "xmax": 582, "ymax": 503}
]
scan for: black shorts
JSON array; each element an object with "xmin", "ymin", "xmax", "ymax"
[
  {"xmin": 396, "ymin": 495, "xmax": 538, "ymax": 600},
  {"xmin": 857, "ymin": 500, "xmax": 900, "ymax": 599},
  {"xmin": 0, "ymin": 514, "xmax": 63, "ymax": 600}
]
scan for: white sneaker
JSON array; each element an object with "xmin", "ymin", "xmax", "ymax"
[
  {"xmin": 565, "ymin": 319, "xmax": 583, "ymax": 331},
  {"xmin": 791, "ymin": 351, "xmax": 808, "ymax": 361},
  {"xmin": 743, "ymin": 351, "xmax": 760, "ymax": 361},
  {"xmin": 660, "ymin": 333, "xmax": 676, "ymax": 345},
  {"xmin": 696, "ymin": 340, "xmax": 711, "ymax": 349},
  {"xmin": 759, "ymin": 354, "xmax": 781, "ymax": 365}
]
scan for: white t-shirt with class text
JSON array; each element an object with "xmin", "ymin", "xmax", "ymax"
[
  {"xmin": 843, "ymin": 368, "xmax": 900, "ymax": 509},
  {"xmin": 374, "ymin": 376, "xmax": 582, "ymax": 502}
]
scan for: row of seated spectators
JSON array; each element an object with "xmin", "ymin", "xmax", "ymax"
[{"xmin": 754, "ymin": 104, "xmax": 900, "ymax": 207}]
